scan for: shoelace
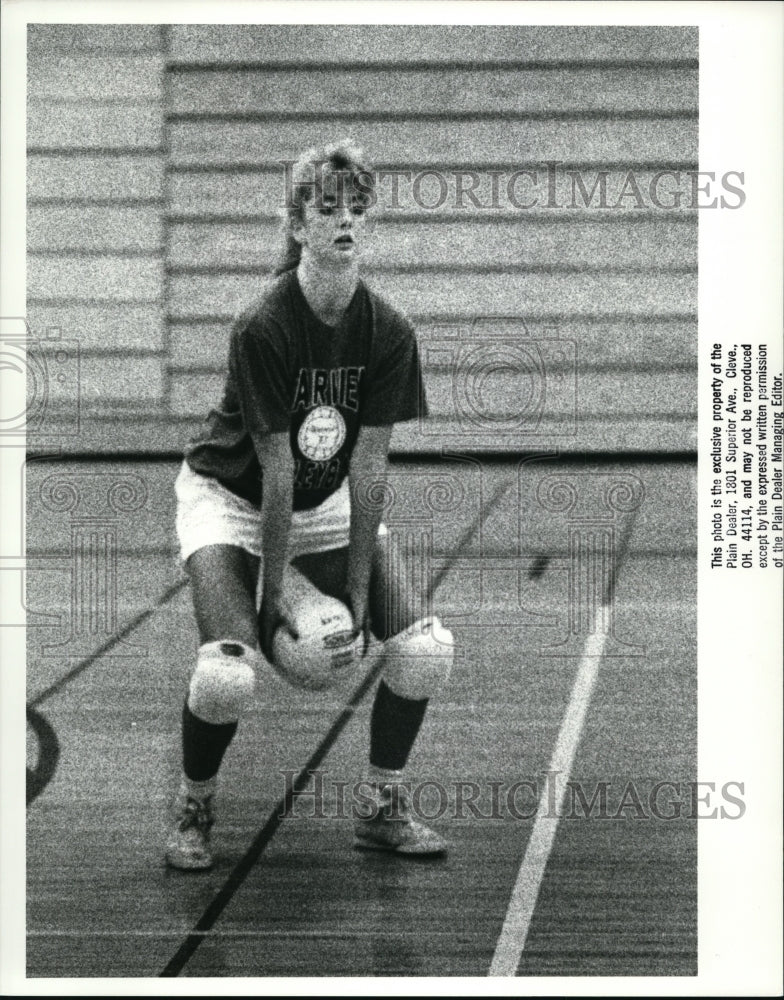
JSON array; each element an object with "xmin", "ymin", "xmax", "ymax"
[{"xmin": 179, "ymin": 796, "xmax": 214, "ymax": 833}]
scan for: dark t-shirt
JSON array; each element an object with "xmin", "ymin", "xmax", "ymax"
[{"xmin": 185, "ymin": 269, "xmax": 427, "ymax": 510}]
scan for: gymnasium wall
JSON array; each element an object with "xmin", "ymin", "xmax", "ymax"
[
  {"xmin": 26, "ymin": 24, "xmax": 698, "ymax": 455},
  {"xmin": 27, "ymin": 24, "xmax": 167, "ymax": 436}
]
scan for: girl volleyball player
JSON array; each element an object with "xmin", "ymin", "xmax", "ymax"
[{"xmin": 166, "ymin": 141, "xmax": 453, "ymax": 870}]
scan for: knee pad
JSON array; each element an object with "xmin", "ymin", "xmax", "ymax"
[
  {"xmin": 381, "ymin": 617, "xmax": 454, "ymax": 700},
  {"xmin": 271, "ymin": 564, "xmax": 363, "ymax": 692},
  {"xmin": 188, "ymin": 640, "xmax": 258, "ymax": 724}
]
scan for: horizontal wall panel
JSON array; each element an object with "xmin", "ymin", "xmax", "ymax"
[
  {"xmin": 168, "ymin": 218, "xmax": 696, "ymax": 270},
  {"xmin": 28, "ymin": 101, "xmax": 163, "ymax": 150},
  {"xmin": 170, "ymin": 323, "xmax": 230, "ymax": 368},
  {"xmin": 29, "ymin": 206, "xmax": 163, "ymax": 252},
  {"xmin": 416, "ymin": 318, "xmax": 697, "ymax": 367},
  {"xmin": 169, "ymin": 120, "xmax": 697, "ymax": 169},
  {"xmin": 40, "ymin": 351, "xmax": 164, "ymax": 405},
  {"xmin": 380, "ymin": 218, "xmax": 696, "ymax": 267},
  {"xmin": 168, "ymin": 169, "xmax": 702, "ymax": 218},
  {"xmin": 28, "ymin": 24, "xmax": 164, "ymax": 52},
  {"xmin": 22, "ymin": 412, "xmax": 696, "ymax": 455},
  {"xmin": 371, "ymin": 272, "xmax": 696, "ymax": 320},
  {"xmin": 168, "ymin": 222, "xmax": 279, "ymax": 269},
  {"xmin": 27, "ymin": 304, "xmax": 165, "ymax": 351},
  {"xmin": 422, "ymin": 368, "xmax": 694, "ymax": 423},
  {"xmin": 171, "ymin": 372, "xmax": 226, "ymax": 416},
  {"xmin": 29, "ymin": 54, "xmax": 164, "ymax": 100},
  {"xmin": 170, "ymin": 318, "xmax": 696, "ymax": 371},
  {"xmin": 168, "ymin": 272, "xmax": 696, "ymax": 321},
  {"xmin": 169, "ymin": 25, "xmax": 697, "ymax": 65},
  {"xmin": 390, "ymin": 417, "xmax": 696, "ymax": 454},
  {"xmin": 170, "ymin": 368, "xmax": 693, "ymax": 423},
  {"xmin": 28, "ymin": 155, "xmax": 165, "ymax": 201},
  {"xmin": 29, "ymin": 255, "xmax": 164, "ymax": 302},
  {"xmin": 169, "ymin": 67, "xmax": 697, "ymax": 116}
]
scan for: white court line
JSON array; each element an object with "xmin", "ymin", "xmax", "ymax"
[{"xmin": 488, "ymin": 621, "xmax": 610, "ymax": 977}]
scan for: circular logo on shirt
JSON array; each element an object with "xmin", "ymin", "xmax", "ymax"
[{"xmin": 297, "ymin": 406, "xmax": 347, "ymax": 462}]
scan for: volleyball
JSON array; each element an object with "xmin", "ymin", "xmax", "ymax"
[{"xmin": 271, "ymin": 564, "xmax": 363, "ymax": 691}]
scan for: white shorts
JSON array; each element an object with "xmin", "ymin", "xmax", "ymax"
[{"xmin": 175, "ymin": 461, "xmax": 358, "ymax": 563}]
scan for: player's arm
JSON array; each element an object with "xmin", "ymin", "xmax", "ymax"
[
  {"xmin": 347, "ymin": 422, "xmax": 393, "ymax": 647},
  {"xmin": 229, "ymin": 318, "xmax": 295, "ymax": 658},
  {"xmin": 255, "ymin": 430, "xmax": 295, "ymax": 659}
]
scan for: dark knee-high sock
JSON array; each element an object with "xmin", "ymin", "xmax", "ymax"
[
  {"xmin": 369, "ymin": 680, "xmax": 428, "ymax": 771},
  {"xmin": 182, "ymin": 701, "xmax": 237, "ymax": 783}
]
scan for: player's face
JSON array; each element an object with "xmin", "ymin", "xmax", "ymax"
[{"xmin": 295, "ymin": 173, "xmax": 369, "ymax": 266}]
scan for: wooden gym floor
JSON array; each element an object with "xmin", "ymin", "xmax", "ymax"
[{"xmin": 25, "ymin": 455, "xmax": 696, "ymax": 979}]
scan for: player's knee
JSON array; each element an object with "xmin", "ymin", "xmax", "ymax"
[
  {"xmin": 188, "ymin": 640, "xmax": 258, "ymax": 724},
  {"xmin": 381, "ymin": 617, "xmax": 454, "ymax": 700}
]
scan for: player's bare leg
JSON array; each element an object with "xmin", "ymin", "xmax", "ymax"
[
  {"xmin": 166, "ymin": 544, "xmax": 261, "ymax": 870},
  {"xmin": 188, "ymin": 544, "xmax": 260, "ymax": 647}
]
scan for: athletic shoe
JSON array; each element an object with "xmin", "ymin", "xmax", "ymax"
[
  {"xmin": 165, "ymin": 793, "xmax": 215, "ymax": 870},
  {"xmin": 354, "ymin": 782, "xmax": 447, "ymax": 856}
]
